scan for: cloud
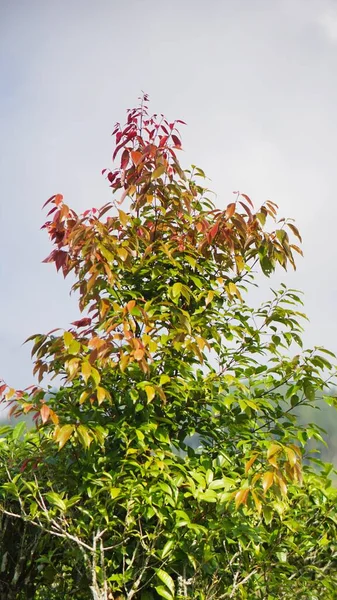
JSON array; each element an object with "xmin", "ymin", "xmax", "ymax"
[
  {"xmin": 318, "ymin": 5, "xmax": 337, "ymax": 42},
  {"xmin": 2, "ymin": 0, "xmax": 337, "ymax": 388}
]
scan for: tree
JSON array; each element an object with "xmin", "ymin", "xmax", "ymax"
[{"xmin": 1, "ymin": 94, "xmax": 337, "ymax": 599}]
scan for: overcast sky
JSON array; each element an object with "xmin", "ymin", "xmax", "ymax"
[{"xmin": 1, "ymin": 0, "xmax": 337, "ymax": 388}]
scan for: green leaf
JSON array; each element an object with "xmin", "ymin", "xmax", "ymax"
[
  {"xmin": 156, "ymin": 569, "xmax": 175, "ymax": 596},
  {"xmin": 152, "ymin": 165, "xmax": 166, "ymax": 179},
  {"xmin": 161, "ymin": 539, "xmax": 175, "ymax": 559},
  {"xmin": 45, "ymin": 493, "xmax": 67, "ymax": 511},
  {"xmin": 303, "ymin": 379, "xmax": 315, "ymax": 401},
  {"xmin": 110, "ymin": 487, "xmax": 121, "ymax": 499},
  {"xmin": 12, "ymin": 421, "xmax": 26, "ymax": 441},
  {"xmin": 171, "ymin": 282, "xmax": 182, "ymax": 299},
  {"xmin": 155, "ymin": 586, "xmax": 173, "ymax": 600}
]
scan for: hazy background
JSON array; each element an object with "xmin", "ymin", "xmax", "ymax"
[{"xmin": 1, "ymin": 0, "xmax": 337, "ymax": 390}]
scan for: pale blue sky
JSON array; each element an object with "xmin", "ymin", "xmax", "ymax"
[{"xmin": 1, "ymin": 0, "xmax": 337, "ymax": 387}]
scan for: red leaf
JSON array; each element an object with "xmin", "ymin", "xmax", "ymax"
[
  {"xmin": 20, "ymin": 459, "xmax": 30, "ymax": 472},
  {"xmin": 240, "ymin": 194, "xmax": 254, "ymax": 208},
  {"xmin": 172, "ymin": 134, "xmax": 181, "ymax": 147},
  {"xmin": 42, "ymin": 250, "xmax": 56, "ymax": 264},
  {"xmin": 121, "ymin": 149, "xmax": 129, "ymax": 170},
  {"xmin": 113, "ymin": 140, "xmax": 128, "ymax": 160},
  {"xmin": 54, "ymin": 251, "xmax": 68, "ymax": 272},
  {"xmin": 209, "ymin": 223, "xmax": 219, "ymax": 241},
  {"xmin": 71, "ymin": 318, "xmax": 92, "ymax": 328},
  {"xmin": 42, "ymin": 195, "xmax": 56, "ymax": 209},
  {"xmin": 238, "ymin": 201, "xmax": 252, "ymax": 217},
  {"xmin": 159, "ymin": 135, "xmax": 169, "ymax": 147},
  {"xmin": 107, "ymin": 172, "xmax": 117, "ymax": 183},
  {"xmin": 46, "ymin": 206, "xmax": 58, "ymax": 217}
]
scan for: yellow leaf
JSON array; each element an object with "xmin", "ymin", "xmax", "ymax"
[
  {"xmin": 284, "ymin": 446, "xmax": 297, "ymax": 467},
  {"xmin": 90, "ymin": 367, "xmax": 101, "ymax": 386},
  {"xmin": 77, "ymin": 424, "xmax": 92, "ymax": 448},
  {"xmin": 251, "ymin": 490, "xmax": 262, "ymax": 514},
  {"xmin": 55, "ymin": 425, "xmax": 74, "ymax": 450},
  {"xmin": 118, "ymin": 209, "xmax": 129, "ymax": 226},
  {"xmin": 172, "ymin": 282, "xmax": 182, "ymax": 299},
  {"xmin": 227, "ymin": 282, "xmax": 242, "ymax": 300},
  {"xmin": 81, "ymin": 361, "xmax": 92, "ymax": 384},
  {"xmin": 126, "ymin": 447, "xmax": 138, "ymax": 455},
  {"xmin": 119, "ymin": 354, "xmax": 129, "ymax": 372},
  {"xmin": 276, "ymin": 476, "xmax": 287, "ymax": 497},
  {"xmin": 79, "ymin": 391, "xmax": 89, "ymax": 405},
  {"xmin": 148, "ymin": 339, "xmax": 157, "ymax": 352},
  {"xmin": 49, "ymin": 409, "xmax": 59, "ymax": 425},
  {"xmin": 6, "ymin": 388, "xmax": 15, "ymax": 400},
  {"xmin": 63, "ymin": 331, "xmax": 74, "ymax": 349},
  {"xmin": 67, "ymin": 358, "xmax": 79, "ymax": 379},
  {"xmin": 267, "ymin": 443, "xmax": 282, "ymax": 459},
  {"xmin": 96, "ymin": 386, "xmax": 106, "ymax": 405},
  {"xmin": 145, "ymin": 385, "xmax": 155, "ymax": 402},
  {"xmin": 234, "ymin": 254, "xmax": 244, "ymax": 273},
  {"xmin": 205, "ymin": 291, "xmax": 214, "ymax": 306},
  {"xmin": 267, "ymin": 443, "xmax": 282, "ymax": 468},
  {"xmin": 117, "ymin": 247, "xmax": 128, "ymax": 261}
]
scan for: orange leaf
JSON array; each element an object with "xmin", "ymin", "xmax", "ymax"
[
  {"xmin": 54, "ymin": 193, "xmax": 64, "ymax": 206},
  {"xmin": 40, "ymin": 404, "xmax": 50, "ymax": 424},
  {"xmin": 276, "ymin": 476, "xmax": 287, "ymax": 497},
  {"xmin": 225, "ymin": 203, "xmax": 236, "ymax": 219},
  {"xmin": 251, "ymin": 490, "xmax": 262, "ymax": 514},
  {"xmin": 235, "ymin": 488, "xmax": 249, "ymax": 509},
  {"xmin": 267, "ymin": 443, "xmax": 282, "ymax": 459},
  {"xmin": 131, "ymin": 150, "xmax": 143, "ymax": 166},
  {"xmin": 284, "ymin": 446, "xmax": 297, "ymax": 467},
  {"xmin": 262, "ymin": 471, "xmax": 274, "ymax": 494},
  {"xmin": 134, "ymin": 348, "xmax": 145, "ymax": 361},
  {"xmin": 49, "ymin": 409, "xmax": 59, "ymax": 425},
  {"xmin": 126, "ymin": 300, "xmax": 136, "ymax": 312},
  {"xmin": 245, "ymin": 454, "xmax": 258, "ymax": 475}
]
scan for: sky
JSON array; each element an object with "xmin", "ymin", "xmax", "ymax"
[{"xmin": 1, "ymin": 0, "xmax": 337, "ymax": 388}]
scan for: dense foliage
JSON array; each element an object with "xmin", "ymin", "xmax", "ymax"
[{"xmin": 1, "ymin": 95, "xmax": 337, "ymax": 599}]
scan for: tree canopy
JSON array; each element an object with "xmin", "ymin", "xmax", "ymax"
[{"xmin": 1, "ymin": 95, "xmax": 336, "ymax": 600}]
